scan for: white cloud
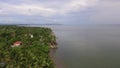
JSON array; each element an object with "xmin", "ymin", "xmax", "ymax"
[
  {"xmin": 89, "ymin": 0, "xmax": 120, "ymax": 24},
  {"xmin": 0, "ymin": 3, "xmax": 55, "ymax": 16},
  {"xmin": 60, "ymin": 0, "xmax": 98, "ymax": 14},
  {"xmin": 0, "ymin": 0, "xmax": 98, "ymax": 16}
]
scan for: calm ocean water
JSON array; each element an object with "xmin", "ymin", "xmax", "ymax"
[
  {"xmin": 53, "ymin": 25, "xmax": 120, "ymax": 68},
  {"xmin": 29, "ymin": 24, "xmax": 120, "ymax": 68}
]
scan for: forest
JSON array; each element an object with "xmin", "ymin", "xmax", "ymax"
[{"xmin": 0, "ymin": 25, "xmax": 56, "ymax": 68}]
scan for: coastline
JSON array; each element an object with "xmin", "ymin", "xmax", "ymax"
[
  {"xmin": 49, "ymin": 30, "xmax": 65, "ymax": 68},
  {"xmin": 49, "ymin": 49, "xmax": 65, "ymax": 68}
]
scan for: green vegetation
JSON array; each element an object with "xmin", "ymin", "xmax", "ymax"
[{"xmin": 0, "ymin": 25, "xmax": 56, "ymax": 68}]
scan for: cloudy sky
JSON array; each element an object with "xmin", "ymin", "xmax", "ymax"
[{"xmin": 0, "ymin": 0, "xmax": 120, "ymax": 24}]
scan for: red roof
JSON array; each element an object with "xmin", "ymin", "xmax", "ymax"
[{"xmin": 14, "ymin": 41, "xmax": 22, "ymax": 44}]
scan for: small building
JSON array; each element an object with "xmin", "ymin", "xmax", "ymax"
[
  {"xmin": 28, "ymin": 33, "xmax": 34, "ymax": 38},
  {"xmin": 11, "ymin": 41, "xmax": 22, "ymax": 47},
  {"xmin": 30, "ymin": 34, "xmax": 34, "ymax": 38}
]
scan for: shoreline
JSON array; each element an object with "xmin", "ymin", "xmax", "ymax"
[
  {"xmin": 49, "ymin": 30, "xmax": 64, "ymax": 68},
  {"xmin": 49, "ymin": 49, "xmax": 65, "ymax": 68}
]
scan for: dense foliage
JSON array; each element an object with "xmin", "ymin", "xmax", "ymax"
[{"xmin": 0, "ymin": 25, "xmax": 56, "ymax": 68}]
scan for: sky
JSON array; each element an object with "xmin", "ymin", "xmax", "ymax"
[{"xmin": 0, "ymin": 0, "xmax": 120, "ymax": 24}]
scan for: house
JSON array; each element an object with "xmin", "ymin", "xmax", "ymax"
[
  {"xmin": 30, "ymin": 34, "xmax": 33, "ymax": 38},
  {"xmin": 28, "ymin": 33, "xmax": 34, "ymax": 38},
  {"xmin": 11, "ymin": 41, "xmax": 22, "ymax": 47}
]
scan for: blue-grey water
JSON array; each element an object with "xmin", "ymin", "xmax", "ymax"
[
  {"xmin": 51, "ymin": 24, "xmax": 120, "ymax": 68},
  {"xmin": 28, "ymin": 24, "xmax": 120, "ymax": 68}
]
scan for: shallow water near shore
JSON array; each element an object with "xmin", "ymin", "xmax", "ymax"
[{"xmin": 28, "ymin": 24, "xmax": 120, "ymax": 68}]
